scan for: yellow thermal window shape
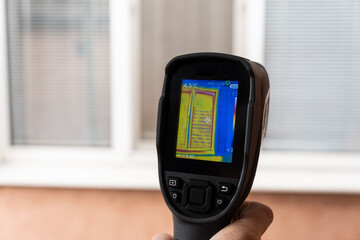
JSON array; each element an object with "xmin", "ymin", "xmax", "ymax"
[{"xmin": 189, "ymin": 88, "xmax": 218, "ymax": 155}]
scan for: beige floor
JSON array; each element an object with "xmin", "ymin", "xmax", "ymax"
[{"xmin": 0, "ymin": 187, "xmax": 359, "ymax": 240}]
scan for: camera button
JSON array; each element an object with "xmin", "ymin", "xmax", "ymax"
[{"xmin": 167, "ymin": 177, "xmax": 181, "ymax": 188}]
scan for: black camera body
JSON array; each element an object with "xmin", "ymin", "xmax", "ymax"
[{"xmin": 156, "ymin": 53, "xmax": 269, "ymax": 240}]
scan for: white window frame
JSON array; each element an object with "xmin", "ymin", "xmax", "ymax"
[
  {"xmin": 0, "ymin": 0, "xmax": 359, "ymax": 193},
  {"xmin": 0, "ymin": 0, "xmax": 158, "ymax": 189},
  {"xmin": 236, "ymin": 0, "xmax": 360, "ymax": 193}
]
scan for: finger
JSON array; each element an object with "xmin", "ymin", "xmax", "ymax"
[
  {"xmin": 151, "ymin": 232, "xmax": 173, "ymax": 240},
  {"xmin": 235, "ymin": 201, "xmax": 273, "ymax": 235},
  {"xmin": 211, "ymin": 201, "xmax": 273, "ymax": 240}
]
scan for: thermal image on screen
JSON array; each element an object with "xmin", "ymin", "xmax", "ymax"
[{"xmin": 175, "ymin": 79, "xmax": 239, "ymax": 163}]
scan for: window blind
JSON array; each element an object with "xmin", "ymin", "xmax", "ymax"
[
  {"xmin": 7, "ymin": 0, "xmax": 110, "ymax": 146},
  {"xmin": 263, "ymin": 0, "xmax": 360, "ymax": 151}
]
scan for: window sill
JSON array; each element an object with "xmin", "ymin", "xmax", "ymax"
[
  {"xmin": 0, "ymin": 153, "xmax": 159, "ymax": 190},
  {"xmin": 0, "ymin": 150, "xmax": 359, "ymax": 193}
]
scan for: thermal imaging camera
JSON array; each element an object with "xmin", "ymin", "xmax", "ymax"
[{"xmin": 156, "ymin": 53, "xmax": 269, "ymax": 240}]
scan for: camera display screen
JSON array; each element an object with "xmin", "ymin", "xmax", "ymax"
[{"xmin": 175, "ymin": 79, "xmax": 238, "ymax": 163}]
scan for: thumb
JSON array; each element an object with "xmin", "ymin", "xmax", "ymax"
[
  {"xmin": 211, "ymin": 201, "xmax": 273, "ymax": 240},
  {"xmin": 152, "ymin": 233, "xmax": 173, "ymax": 240}
]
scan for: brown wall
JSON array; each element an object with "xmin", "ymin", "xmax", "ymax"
[{"xmin": 0, "ymin": 187, "xmax": 359, "ymax": 240}]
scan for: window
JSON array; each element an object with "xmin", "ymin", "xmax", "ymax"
[
  {"xmin": 139, "ymin": 0, "xmax": 233, "ymax": 139},
  {"xmin": 246, "ymin": 0, "xmax": 360, "ymax": 192},
  {"xmin": 263, "ymin": 0, "xmax": 360, "ymax": 152},
  {"xmin": 0, "ymin": 0, "xmax": 145, "ymax": 188},
  {"xmin": 7, "ymin": 0, "xmax": 110, "ymax": 146},
  {"xmin": 0, "ymin": 0, "xmax": 359, "ymax": 192}
]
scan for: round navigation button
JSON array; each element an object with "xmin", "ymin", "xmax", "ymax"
[
  {"xmin": 182, "ymin": 179, "xmax": 213, "ymax": 213},
  {"xmin": 189, "ymin": 187, "xmax": 205, "ymax": 205}
]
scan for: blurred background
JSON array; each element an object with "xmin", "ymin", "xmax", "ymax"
[{"xmin": 0, "ymin": 0, "xmax": 359, "ymax": 239}]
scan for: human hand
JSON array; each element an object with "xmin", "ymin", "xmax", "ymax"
[{"xmin": 152, "ymin": 201, "xmax": 273, "ymax": 240}]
